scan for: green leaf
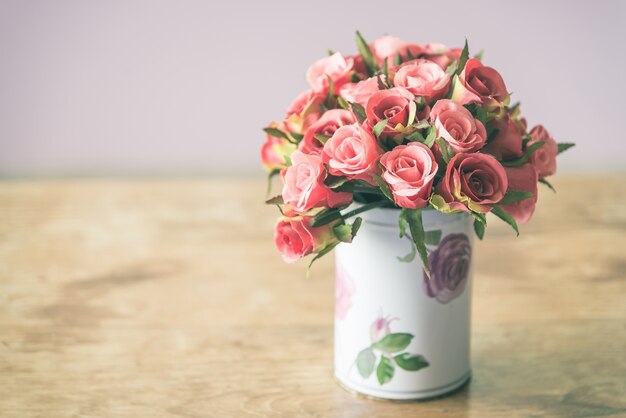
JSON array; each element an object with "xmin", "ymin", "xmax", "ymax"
[
  {"xmin": 376, "ymin": 74, "xmax": 386, "ymax": 90},
  {"xmin": 311, "ymin": 208, "xmax": 342, "ymax": 227},
  {"xmin": 406, "ymin": 48, "xmax": 415, "ymax": 61},
  {"xmin": 290, "ymin": 132, "xmax": 304, "ymax": 142},
  {"xmin": 456, "ymin": 39, "xmax": 470, "ymax": 75},
  {"xmin": 372, "ymin": 333, "xmax": 413, "ymax": 353},
  {"xmin": 424, "ymin": 229, "xmax": 442, "ymax": 246},
  {"xmin": 314, "ymin": 134, "xmax": 331, "ymax": 144},
  {"xmin": 502, "ymin": 142, "xmax": 545, "ymax": 167},
  {"xmin": 473, "ymin": 218, "xmax": 485, "ymax": 240},
  {"xmin": 263, "ymin": 127, "xmax": 290, "ymax": 141},
  {"xmin": 557, "ymin": 142, "xmax": 575, "ymax": 154},
  {"xmin": 373, "ymin": 119, "xmax": 388, "ymax": 138},
  {"xmin": 265, "ymin": 194, "xmax": 284, "ymax": 205},
  {"xmin": 371, "ymin": 174, "xmax": 395, "ymax": 203},
  {"xmin": 424, "ymin": 126, "xmax": 437, "ymax": 148},
  {"xmin": 350, "ymin": 102, "xmax": 367, "ymax": 124},
  {"xmin": 539, "ymin": 178, "xmax": 556, "ymax": 193},
  {"xmin": 356, "ymin": 348, "xmax": 376, "ymax": 378},
  {"xmin": 399, "ymin": 209, "xmax": 430, "ymax": 277},
  {"xmin": 327, "ymin": 48, "xmax": 335, "ymax": 56},
  {"xmin": 445, "ymin": 59, "xmax": 458, "ymax": 76},
  {"xmin": 393, "ymin": 353, "xmax": 429, "ymax": 371},
  {"xmin": 326, "ymin": 76, "xmax": 335, "ymax": 101},
  {"xmin": 435, "ymin": 137, "xmax": 455, "ymax": 163},
  {"xmin": 473, "ymin": 49, "xmax": 484, "ymax": 60},
  {"xmin": 355, "ymin": 31, "xmax": 378, "ymax": 76},
  {"xmin": 337, "ymin": 95, "xmax": 350, "ymax": 110},
  {"xmin": 491, "ymin": 205, "xmax": 519, "ymax": 236},
  {"xmin": 397, "ymin": 238, "xmax": 416, "ymax": 263},
  {"xmin": 324, "ymin": 173, "xmax": 349, "ymax": 189},
  {"xmin": 266, "ymin": 168, "xmax": 280, "ymax": 196},
  {"xmin": 376, "ymin": 356, "xmax": 395, "ymax": 385},
  {"xmin": 394, "ymin": 52, "xmax": 402, "ymax": 67},
  {"xmin": 307, "ymin": 242, "xmax": 339, "ymax": 275},
  {"xmin": 499, "ymin": 189, "xmax": 534, "ymax": 205},
  {"xmin": 333, "ymin": 224, "xmax": 353, "ymax": 243}
]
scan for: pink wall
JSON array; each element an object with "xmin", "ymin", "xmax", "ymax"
[{"xmin": 0, "ymin": 0, "xmax": 623, "ymax": 177}]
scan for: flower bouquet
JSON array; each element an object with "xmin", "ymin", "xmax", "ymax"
[{"xmin": 261, "ymin": 32, "xmax": 574, "ymax": 400}]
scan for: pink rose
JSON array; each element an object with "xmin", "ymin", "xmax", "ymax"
[
  {"xmin": 339, "ymin": 76, "xmax": 381, "ymax": 107},
  {"xmin": 420, "ymin": 43, "xmax": 462, "ymax": 69},
  {"xmin": 273, "ymin": 216, "xmax": 338, "ymax": 263},
  {"xmin": 260, "ymin": 124, "xmax": 297, "ymax": 172},
  {"xmin": 482, "ymin": 116, "xmax": 524, "ymax": 160},
  {"xmin": 283, "ymin": 89, "xmax": 324, "ymax": 135},
  {"xmin": 437, "ymin": 153, "xmax": 508, "ymax": 213},
  {"xmin": 299, "ymin": 109, "xmax": 356, "ymax": 155},
  {"xmin": 393, "ymin": 59, "xmax": 451, "ymax": 102},
  {"xmin": 282, "ymin": 151, "xmax": 352, "ymax": 212},
  {"xmin": 335, "ymin": 263, "xmax": 355, "ymax": 320},
  {"xmin": 322, "ymin": 124, "xmax": 382, "ymax": 185},
  {"xmin": 306, "ymin": 52, "xmax": 354, "ymax": 94},
  {"xmin": 451, "ymin": 58, "xmax": 509, "ymax": 106},
  {"xmin": 501, "ymin": 164, "xmax": 538, "ymax": 224},
  {"xmin": 365, "ymin": 87, "xmax": 416, "ymax": 138},
  {"xmin": 371, "ymin": 35, "xmax": 422, "ymax": 67},
  {"xmin": 528, "ymin": 125, "xmax": 558, "ymax": 178},
  {"xmin": 380, "ymin": 142, "xmax": 438, "ymax": 209},
  {"xmin": 430, "ymin": 99, "xmax": 487, "ymax": 153}
]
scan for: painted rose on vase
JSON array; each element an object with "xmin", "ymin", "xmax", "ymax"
[{"xmin": 424, "ymin": 233, "xmax": 472, "ymax": 303}]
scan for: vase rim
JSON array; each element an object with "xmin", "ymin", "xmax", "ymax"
[{"xmin": 350, "ymin": 204, "xmax": 470, "ymax": 228}]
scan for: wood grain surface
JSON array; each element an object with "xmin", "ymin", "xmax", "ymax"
[{"xmin": 1, "ymin": 176, "xmax": 625, "ymax": 417}]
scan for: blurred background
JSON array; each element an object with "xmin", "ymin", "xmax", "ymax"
[{"xmin": 0, "ymin": 0, "xmax": 624, "ymax": 177}]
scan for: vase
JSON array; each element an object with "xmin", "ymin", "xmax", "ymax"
[{"xmin": 334, "ymin": 207, "xmax": 473, "ymax": 400}]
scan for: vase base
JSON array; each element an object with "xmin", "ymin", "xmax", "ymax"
[{"xmin": 334, "ymin": 370, "xmax": 471, "ymax": 402}]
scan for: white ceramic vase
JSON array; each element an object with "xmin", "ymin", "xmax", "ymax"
[{"xmin": 334, "ymin": 207, "xmax": 473, "ymax": 400}]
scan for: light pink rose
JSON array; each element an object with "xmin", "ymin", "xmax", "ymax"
[
  {"xmin": 335, "ymin": 263, "xmax": 355, "ymax": 320},
  {"xmin": 437, "ymin": 153, "xmax": 508, "ymax": 213},
  {"xmin": 260, "ymin": 123, "xmax": 297, "ymax": 172},
  {"xmin": 306, "ymin": 52, "xmax": 354, "ymax": 94},
  {"xmin": 501, "ymin": 164, "xmax": 538, "ymax": 224},
  {"xmin": 393, "ymin": 59, "xmax": 451, "ymax": 102},
  {"xmin": 339, "ymin": 76, "xmax": 381, "ymax": 107},
  {"xmin": 482, "ymin": 116, "xmax": 524, "ymax": 160},
  {"xmin": 528, "ymin": 125, "xmax": 558, "ymax": 178},
  {"xmin": 283, "ymin": 89, "xmax": 324, "ymax": 135},
  {"xmin": 380, "ymin": 142, "xmax": 438, "ymax": 209},
  {"xmin": 365, "ymin": 87, "xmax": 416, "ymax": 138},
  {"xmin": 322, "ymin": 124, "xmax": 382, "ymax": 185},
  {"xmin": 371, "ymin": 35, "xmax": 422, "ymax": 67},
  {"xmin": 420, "ymin": 43, "xmax": 462, "ymax": 69},
  {"xmin": 451, "ymin": 58, "xmax": 509, "ymax": 106},
  {"xmin": 281, "ymin": 151, "xmax": 352, "ymax": 212},
  {"xmin": 430, "ymin": 99, "xmax": 487, "ymax": 153},
  {"xmin": 273, "ymin": 216, "xmax": 338, "ymax": 263},
  {"xmin": 299, "ymin": 109, "xmax": 356, "ymax": 155}
]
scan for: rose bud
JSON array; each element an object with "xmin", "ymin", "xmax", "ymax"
[
  {"xmin": 501, "ymin": 164, "xmax": 538, "ymax": 224},
  {"xmin": 451, "ymin": 58, "xmax": 509, "ymax": 106},
  {"xmin": 306, "ymin": 52, "xmax": 354, "ymax": 94},
  {"xmin": 281, "ymin": 151, "xmax": 352, "ymax": 213},
  {"xmin": 482, "ymin": 116, "xmax": 524, "ymax": 160},
  {"xmin": 322, "ymin": 124, "xmax": 382, "ymax": 185},
  {"xmin": 393, "ymin": 59, "xmax": 451, "ymax": 102},
  {"xmin": 436, "ymin": 153, "xmax": 508, "ymax": 213},
  {"xmin": 380, "ymin": 142, "xmax": 438, "ymax": 209},
  {"xmin": 260, "ymin": 125, "xmax": 297, "ymax": 172},
  {"xmin": 369, "ymin": 314, "xmax": 396, "ymax": 343},
  {"xmin": 283, "ymin": 89, "xmax": 325, "ymax": 135},
  {"xmin": 299, "ymin": 109, "xmax": 356, "ymax": 155},
  {"xmin": 273, "ymin": 216, "xmax": 339, "ymax": 263},
  {"xmin": 430, "ymin": 99, "xmax": 487, "ymax": 153},
  {"xmin": 528, "ymin": 125, "xmax": 558, "ymax": 178}
]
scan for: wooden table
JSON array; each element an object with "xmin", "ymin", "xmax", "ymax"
[{"xmin": 1, "ymin": 176, "xmax": 624, "ymax": 417}]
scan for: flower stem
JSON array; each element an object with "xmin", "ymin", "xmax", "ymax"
[{"xmin": 342, "ymin": 200, "xmax": 390, "ymax": 220}]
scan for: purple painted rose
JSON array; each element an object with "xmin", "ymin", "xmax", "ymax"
[{"xmin": 423, "ymin": 233, "xmax": 471, "ymax": 304}]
